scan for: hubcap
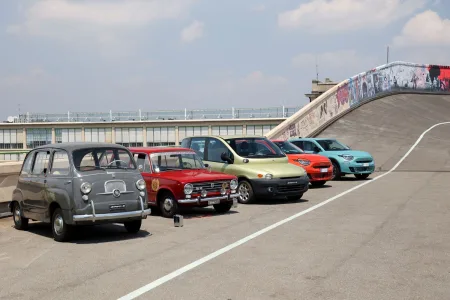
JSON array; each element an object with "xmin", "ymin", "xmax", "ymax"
[
  {"xmin": 163, "ymin": 198, "xmax": 173, "ymax": 211},
  {"xmin": 14, "ymin": 206, "xmax": 20, "ymax": 223},
  {"xmin": 238, "ymin": 183, "xmax": 249, "ymax": 202},
  {"xmin": 53, "ymin": 215, "xmax": 64, "ymax": 235}
]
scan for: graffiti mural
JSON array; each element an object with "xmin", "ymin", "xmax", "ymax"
[{"xmin": 267, "ymin": 62, "xmax": 450, "ymax": 140}]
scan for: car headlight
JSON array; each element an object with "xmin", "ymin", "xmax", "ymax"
[
  {"xmin": 184, "ymin": 183, "xmax": 193, "ymax": 195},
  {"xmin": 265, "ymin": 173, "xmax": 273, "ymax": 180},
  {"xmin": 230, "ymin": 179, "xmax": 238, "ymax": 190},
  {"xmin": 338, "ymin": 154, "xmax": 354, "ymax": 161},
  {"xmin": 136, "ymin": 179, "xmax": 146, "ymax": 190},
  {"xmin": 80, "ymin": 182, "xmax": 92, "ymax": 194},
  {"xmin": 297, "ymin": 159, "xmax": 310, "ymax": 166}
]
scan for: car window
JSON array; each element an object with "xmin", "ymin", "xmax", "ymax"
[
  {"xmin": 225, "ymin": 137, "xmax": 284, "ymax": 158},
  {"xmin": 50, "ymin": 151, "xmax": 70, "ymax": 176},
  {"xmin": 32, "ymin": 151, "xmax": 50, "ymax": 175},
  {"xmin": 190, "ymin": 137, "xmax": 206, "ymax": 159},
  {"xmin": 20, "ymin": 152, "xmax": 35, "ymax": 176},
  {"xmin": 180, "ymin": 138, "xmax": 190, "ymax": 148},
  {"xmin": 290, "ymin": 141, "xmax": 303, "ymax": 149},
  {"xmin": 134, "ymin": 153, "xmax": 151, "ymax": 173},
  {"xmin": 150, "ymin": 151, "xmax": 204, "ymax": 172},
  {"xmin": 206, "ymin": 138, "xmax": 233, "ymax": 162},
  {"xmin": 302, "ymin": 141, "xmax": 315, "ymax": 152},
  {"xmin": 73, "ymin": 148, "xmax": 136, "ymax": 171}
]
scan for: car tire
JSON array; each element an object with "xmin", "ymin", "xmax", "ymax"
[
  {"xmin": 311, "ymin": 180, "xmax": 326, "ymax": 187},
  {"xmin": 12, "ymin": 202, "xmax": 28, "ymax": 230},
  {"xmin": 331, "ymin": 161, "xmax": 341, "ymax": 180},
  {"xmin": 213, "ymin": 202, "xmax": 233, "ymax": 214},
  {"xmin": 237, "ymin": 180, "xmax": 255, "ymax": 204},
  {"xmin": 355, "ymin": 173, "xmax": 370, "ymax": 180},
  {"xmin": 124, "ymin": 220, "xmax": 142, "ymax": 233},
  {"xmin": 159, "ymin": 192, "xmax": 179, "ymax": 218},
  {"xmin": 52, "ymin": 208, "xmax": 73, "ymax": 242}
]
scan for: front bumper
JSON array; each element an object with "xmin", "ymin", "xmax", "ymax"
[
  {"xmin": 340, "ymin": 161, "xmax": 375, "ymax": 174},
  {"xmin": 178, "ymin": 192, "xmax": 240, "ymax": 205},
  {"xmin": 307, "ymin": 167, "xmax": 333, "ymax": 181},
  {"xmin": 73, "ymin": 196, "xmax": 151, "ymax": 223},
  {"xmin": 250, "ymin": 176, "xmax": 309, "ymax": 199}
]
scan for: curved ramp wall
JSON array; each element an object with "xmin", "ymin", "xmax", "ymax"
[{"xmin": 266, "ymin": 61, "xmax": 450, "ymax": 140}]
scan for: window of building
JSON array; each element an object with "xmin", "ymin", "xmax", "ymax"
[
  {"xmin": 147, "ymin": 127, "xmax": 176, "ymax": 146},
  {"xmin": 246, "ymin": 124, "xmax": 277, "ymax": 136},
  {"xmin": 0, "ymin": 129, "xmax": 24, "ymax": 149},
  {"xmin": 26, "ymin": 129, "xmax": 52, "ymax": 149},
  {"xmin": 178, "ymin": 126, "xmax": 208, "ymax": 142},
  {"xmin": 84, "ymin": 128, "xmax": 112, "ymax": 143},
  {"xmin": 55, "ymin": 128, "xmax": 82, "ymax": 143}
]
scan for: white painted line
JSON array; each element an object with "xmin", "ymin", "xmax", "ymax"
[{"xmin": 118, "ymin": 122, "xmax": 450, "ymax": 300}]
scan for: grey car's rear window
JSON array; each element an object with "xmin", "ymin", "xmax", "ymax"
[{"xmin": 73, "ymin": 147, "xmax": 136, "ymax": 171}]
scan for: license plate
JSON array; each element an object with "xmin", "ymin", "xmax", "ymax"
[
  {"xmin": 363, "ymin": 163, "xmax": 369, "ymax": 167},
  {"xmin": 109, "ymin": 204, "xmax": 126, "ymax": 211},
  {"xmin": 320, "ymin": 168, "xmax": 328, "ymax": 173},
  {"xmin": 208, "ymin": 199, "xmax": 220, "ymax": 205}
]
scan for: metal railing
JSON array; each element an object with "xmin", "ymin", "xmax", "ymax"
[{"xmin": 9, "ymin": 106, "xmax": 303, "ymax": 123}]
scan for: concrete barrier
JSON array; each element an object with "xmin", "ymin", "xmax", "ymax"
[
  {"xmin": 0, "ymin": 161, "xmax": 22, "ymax": 215},
  {"xmin": 266, "ymin": 61, "xmax": 450, "ymax": 139}
]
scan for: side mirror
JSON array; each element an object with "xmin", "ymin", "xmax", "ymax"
[
  {"xmin": 138, "ymin": 165, "xmax": 144, "ymax": 172},
  {"xmin": 204, "ymin": 163, "xmax": 209, "ymax": 167},
  {"xmin": 220, "ymin": 152, "xmax": 233, "ymax": 164}
]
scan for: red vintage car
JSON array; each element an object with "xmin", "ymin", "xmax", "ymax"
[{"xmin": 128, "ymin": 147, "xmax": 239, "ymax": 218}]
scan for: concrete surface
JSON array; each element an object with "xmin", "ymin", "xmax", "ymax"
[{"xmin": 1, "ymin": 93, "xmax": 450, "ymax": 300}]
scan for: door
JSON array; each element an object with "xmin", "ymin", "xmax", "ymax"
[
  {"xmin": 28, "ymin": 150, "xmax": 50, "ymax": 220},
  {"xmin": 205, "ymin": 137, "xmax": 234, "ymax": 174},
  {"xmin": 300, "ymin": 141, "xmax": 317, "ymax": 154},
  {"xmin": 17, "ymin": 151, "xmax": 35, "ymax": 216},
  {"xmin": 133, "ymin": 153, "xmax": 156, "ymax": 204},
  {"xmin": 45, "ymin": 150, "xmax": 73, "ymax": 222}
]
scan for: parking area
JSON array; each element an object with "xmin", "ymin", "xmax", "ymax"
[{"xmin": 1, "ymin": 170, "xmax": 449, "ymax": 300}]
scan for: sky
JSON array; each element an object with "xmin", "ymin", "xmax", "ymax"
[{"xmin": 0, "ymin": 0, "xmax": 449, "ymax": 120}]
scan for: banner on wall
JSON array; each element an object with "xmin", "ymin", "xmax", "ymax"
[{"xmin": 267, "ymin": 62, "xmax": 450, "ymax": 140}]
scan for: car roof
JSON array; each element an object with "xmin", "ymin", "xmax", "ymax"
[
  {"xmin": 187, "ymin": 135, "xmax": 264, "ymax": 140},
  {"xmin": 128, "ymin": 146, "xmax": 194, "ymax": 154},
  {"xmin": 32, "ymin": 142, "xmax": 128, "ymax": 152},
  {"xmin": 289, "ymin": 137, "xmax": 336, "ymax": 141}
]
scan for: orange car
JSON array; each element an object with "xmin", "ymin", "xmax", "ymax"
[{"xmin": 272, "ymin": 140, "xmax": 333, "ymax": 187}]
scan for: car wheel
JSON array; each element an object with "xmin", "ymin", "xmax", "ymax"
[
  {"xmin": 237, "ymin": 180, "xmax": 255, "ymax": 204},
  {"xmin": 331, "ymin": 161, "xmax": 341, "ymax": 180},
  {"xmin": 355, "ymin": 173, "xmax": 370, "ymax": 180},
  {"xmin": 213, "ymin": 202, "xmax": 233, "ymax": 214},
  {"xmin": 52, "ymin": 208, "xmax": 72, "ymax": 242},
  {"xmin": 124, "ymin": 220, "xmax": 142, "ymax": 233},
  {"xmin": 12, "ymin": 202, "xmax": 28, "ymax": 230},
  {"xmin": 311, "ymin": 180, "xmax": 326, "ymax": 187},
  {"xmin": 159, "ymin": 192, "xmax": 179, "ymax": 218}
]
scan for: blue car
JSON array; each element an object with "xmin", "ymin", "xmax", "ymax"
[{"xmin": 287, "ymin": 137, "xmax": 375, "ymax": 180}]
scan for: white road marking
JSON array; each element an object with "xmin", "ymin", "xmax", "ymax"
[{"xmin": 118, "ymin": 122, "xmax": 450, "ymax": 300}]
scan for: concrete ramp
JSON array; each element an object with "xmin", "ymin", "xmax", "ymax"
[{"xmin": 315, "ymin": 94, "xmax": 450, "ymax": 172}]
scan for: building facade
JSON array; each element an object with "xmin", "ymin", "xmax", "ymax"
[{"xmin": 0, "ymin": 106, "xmax": 301, "ymax": 161}]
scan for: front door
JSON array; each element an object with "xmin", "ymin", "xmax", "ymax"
[
  {"xmin": 44, "ymin": 150, "xmax": 73, "ymax": 222},
  {"xmin": 133, "ymin": 153, "xmax": 156, "ymax": 204},
  {"xmin": 204, "ymin": 137, "xmax": 235, "ymax": 175},
  {"xmin": 17, "ymin": 151, "xmax": 35, "ymax": 216}
]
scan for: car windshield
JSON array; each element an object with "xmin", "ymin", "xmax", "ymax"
[
  {"xmin": 316, "ymin": 139, "xmax": 351, "ymax": 151},
  {"xmin": 73, "ymin": 147, "xmax": 136, "ymax": 171},
  {"xmin": 225, "ymin": 137, "xmax": 285, "ymax": 158},
  {"xmin": 150, "ymin": 151, "xmax": 205, "ymax": 172},
  {"xmin": 273, "ymin": 141, "xmax": 304, "ymax": 154}
]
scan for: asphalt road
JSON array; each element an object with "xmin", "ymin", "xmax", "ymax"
[{"xmin": 1, "ymin": 94, "xmax": 450, "ymax": 300}]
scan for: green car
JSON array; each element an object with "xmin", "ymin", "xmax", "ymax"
[{"xmin": 181, "ymin": 135, "xmax": 309, "ymax": 204}]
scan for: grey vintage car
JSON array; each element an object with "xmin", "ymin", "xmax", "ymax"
[{"xmin": 9, "ymin": 142, "xmax": 151, "ymax": 242}]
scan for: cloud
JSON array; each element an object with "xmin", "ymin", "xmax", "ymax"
[
  {"xmin": 180, "ymin": 20, "xmax": 205, "ymax": 43},
  {"xmin": 0, "ymin": 68, "xmax": 53, "ymax": 88},
  {"xmin": 240, "ymin": 71, "xmax": 288, "ymax": 85},
  {"xmin": 278, "ymin": 0, "xmax": 427, "ymax": 33},
  {"xmin": 392, "ymin": 10, "xmax": 450, "ymax": 47},
  {"xmin": 7, "ymin": 0, "xmax": 196, "ymax": 56}
]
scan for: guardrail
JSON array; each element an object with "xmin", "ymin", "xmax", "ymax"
[{"xmin": 266, "ymin": 61, "xmax": 450, "ymax": 139}]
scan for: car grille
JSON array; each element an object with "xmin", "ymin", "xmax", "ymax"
[
  {"xmin": 312, "ymin": 162, "xmax": 331, "ymax": 168},
  {"xmin": 350, "ymin": 167, "xmax": 374, "ymax": 172},
  {"xmin": 278, "ymin": 184, "xmax": 306, "ymax": 193},
  {"xmin": 105, "ymin": 180, "xmax": 127, "ymax": 193},
  {"xmin": 192, "ymin": 181, "xmax": 229, "ymax": 193},
  {"xmin": 356, "ymin": 158, "xmax": 373, "ymax": 163}
]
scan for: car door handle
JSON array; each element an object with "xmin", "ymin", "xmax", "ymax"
[{"xmin": 64, "ymin": 180, "xmax": 72, "ymax": 185}]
